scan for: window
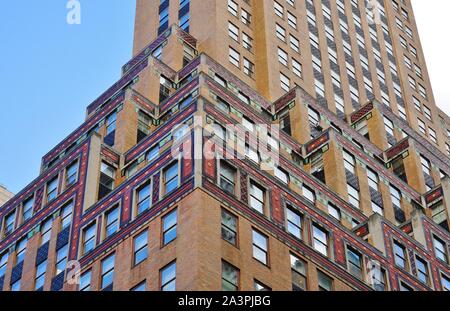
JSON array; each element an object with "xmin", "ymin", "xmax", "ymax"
[
  {"xmin": 162, "ymin": 209, "xmax": 177, "ymax": 246},
  {"xmin": 16, "ymin": 237, "xmax": 27, "ymax": 264},
  {"xmin": 400, "ymin": 282, "xmax": 413, "ymax": 291},
  {"xmin": 160, "ymin": 261, "xmax": 176, "ymax": 291},
  {"xmin": 347, "ymin": 247, "xmax": 363, "ymax": 280},
  {"xmin": 105, "ymin": 112, "xmax": 117, "ymax": 135},
  {"xmin": 367, "ymin": 168, "xmax": 379, "ymax": 191},
  {"xmin": 220, "ymin": 161, "xmax": 236, "ymax": 195},
  {"xmin": 98, "ymin": 162, "xmax": 115, "ymax": 200},
  {"xmin": 254, "ymin": 280, "xmax": 271, "ymax": 291},
  {"xmin": 229, "ymin": 47, "xmax": 240, "ymax": 67},
  {"xmin": 442, "ymin": 275, "xmax": 450, "ymax": 291},
  {"xmin": 420, "ymin": 156, "xmax": 431, "ymax": 175},
  {"xmin": 46, "ymin": 177, "xmax": 58, "ymax": 203},
  {"xmin": 101, "ymin": 253, "xmax": 115, "ymax": 290},
  {"xmin": 55, "ymin": 243, "xmax": 68, "ymax": 275},
  {"xmin": 250, "ymin": 182, "xmax": 265, "ymax": 214},
  {"xmin": 11, "ymin": 279, "xmax": 21, "ymax": 291},
  {"xmin": 312, "ymin": 225, "xmax": 328, "ymax": 257},
  {"xmin": 0, "ymin": 252, "xmax": 8, "ymax": 278},
  {"xmin": 105, "ymin": 206, "xmax": 120, "ymax": 238},
  {"xmin": 227, "ymin": 0, "xmax": 238, "ymax": 16},
  {"xmin": 302, "ymin": 185, "xmax": 315, "ymax": 203},
  {"xmin": 276, "ymin": 23, "xmax": 286, "ymax": 41},
  {"xmin": 65, "ymin": 161, "xmax": 78, "ymax": 187},
  {"xmin": 134, "ymin": 231, "xmax": 148, "ymax": 266},
  {"xmin": 60, "ymin": 201, "xmax": 73, "ymax": 229},
  {"xmin": 163, "ymin": 162, "xmax": 179, "ymax": 195},
  {"xmin": 343, "ymin": 150, "xmax": 356, "ymax": 173},
  {"xmin": 286, "ymin": 207, "xmax": 302, "ymax": 239},
  {"xmin": 82, "ymin": 222, "xmax": 96, "ymax": 255},
  {"xmin": 131, "ymin": 281, "xmax": 146, "ymax": 291},
  {"xmin": 393, "ymin": 241, "xmax": 407, "ymax": 269},
  {"xmin": 317, "ymin": 270, "xmax": 333, "ymax": 291},
  {"xmin": 274, "ymin": 166, "xmax": 289, "ymax": 184},
  {"xmin": 40, "ymin": 217, "xmax": 53, "ymax": 245},
  {"xmin": 328, "ymin": 204, "xmax": 341, "ymax": 221},
  {"xmin": 35, "ymin": 260, "xmax": 47, "ymax": 290},
  {"xmin": 278, "ymin": 48, "xmax": 288, "ymax": 66},
  {"xmin": 415, "ymin": 256, "xmax": 429, "ymax": 285},
  {"xmin": 243, "ymin": 58, "xmax": 254, "ymax": 77},
  {"xmin": 390, "ymin": 185, "xmax": 402, "ymax": 208},
  {"xmin": 433, "ymin": 236, "xmax": 448, "ymax": 263},
  {"xmin": 228, "ymin": 22, "xmax": 239, "ymax": 41},
  {"xmin": 222, "ymin": 261, "xmax": 239, "ymax": 291},
  {"xmin": 4, "ymin": 210, "xmax": 16, "ymax": 235},
  {"xmin": 136, "ymin": 182, "xmax": 151, "ymax": 216},
  {"xmin": 147, "ymin": 145, "xmax": 160, "ymax": 162},
  {"xmin": 242, "ymin": 33, "xmax": 253, "ymax": 51},
  {"xmin": 22, "ymin": 197, "xmax": 34, "ymax": 222},
  {"xmin": 158, "ymin": 4, "xmax": 169, "ymax": 34},
  {"xmin": 221, "ymin": 209, "xmax": 238, "ymax": 246},
  {"xmin": 79, "ymin": 270, "xmax": 92, "ymax": 291},
  {"xmin": 241, "ymin": 9, "xmax": 251, "ymax": 25},
  {"xmin": 280, "ymin": 72, "xmax": 290, "ymax": 92},
  {"xmin": 290, "ymin": 254, "xmax": 307, "ymax": 291},
  {"xmin": 252, "ymin": 229, "xmax": 269, "ymax": 265},
  {"xmin": 274, "ymin": 1, "xmax": 284, "ymax": 17},
  {"xmin": 347, "ymin": 184, "xmax": 360, "ymax": 208}
]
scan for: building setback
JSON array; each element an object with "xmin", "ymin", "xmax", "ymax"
[
  {"xmin": 0, "ymin": 186, "xmax": 14, "ymax": 208},
  {"xmin": 0, "ymin": 0, "xmax": 450, "ymax": 291}
]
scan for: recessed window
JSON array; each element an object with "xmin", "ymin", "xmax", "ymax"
[
  {"xmin": 98, "ymin": 162, "xmax": 116, "ymax": 200},
  {"xmin": 252, "ymin": 229, "xmax": 268, "ymax": 265},
  {"xmin": 55, "ymin": 243, "xmax": 68, "ymax": 275},
  {"xmin": 222, "ymin": 261, "xmax": 239, "ymax": 291},
  {"xmin": 250, "ymin": 182, "xmax": 265, "ymax": 214},
  {"xmin": 219, "ymin": 161, "xmax": 236, "ymax": 195},
  {"xmin": 433, "ymin": 236, "xmax": 448, "ymax": 263},
  {"xmin": 40, "ymin": 217, "xmax": 53, "ymax": 245},
  {"xmin": 131, "ymin": 281, "xmax": 146, "ymax": 291},
  {"xmin": 101, "ymin": 253, "xmax": 115, "ymax": 290},
  {"xmin": 65, "ymin": 161, "xmax": 79, "ymax": 187},
  {"xmin": 286, "ymin": 207, "xmax": 302, "ymax": 239},
  {"xmin": 15, "ymin": 237, "xmax": 27, "ymax": 264},
  {"xmin": 82, "ymin": 222, "xmax": 96, "ymax": 255},
  {"xmin": 312, "ymin": 225, "xmax": 328, "ymax": 257},
  {"xmin": 79, "ymin": 270, "xmax": 92, "ymax": 291},
  {"xmin": 317, "ymin": 270, "xmax": 333, "ymax": 291},
  {"xmin": 163, "ymin": 162, "xmax": 179, "ymax": 195},
  {"xmin": 4, "ymin": 210, "xmax": 16, "ymax": 235},
  {"xmin": 347, "ymin": 247, "xmax": 363, "ymax": 280},
  {"xmin": 415, "ymin": 256, "xmax": 430, "ymax": 285},
  {"xmin": 0, "ymin": 252, "xmax": 8, "ymax": 278},
  {"xmin": 137, "ymin": 182, "xmax": 151, "ymax": 216},
  {"xmin": 221, "ymin": 209, "xmax": 238, "ymax": 246},
  {"xmin": 22, "ymin": 197, "xmax": 34, "ymax": 222},
  {"xmin": 61, "ymin": 201, "xmax": 74, "ymax": 229},
  {"xmin": 35, "ymin": 260, "xmax": 47, "ymax": 290},
  {"xmin": 254, "ymin": 280, "xmax": 271, "ymax": 291},
  {"xmin": 393, "ymin": 241, "xmax": 407, "ymax": 269},
  {"xmin": 160, "ymin": 261, "xmax": 176, "ymax": 291},
  {"xmin": 134, "ymin": 231, "xmax": 148, "ymax": 266},
  {"xmin": 290, "ymin": 253, "xmax": 307, "ymax": 291},
  {"xmin": 104, "ymin": 206, "xmax": 120, "ymax": 239},
  {"xmin": 46, "ymin": 177, "xmax": 59, "ymax": 203},
  {"xmin": 162, "ymin": 209, "xmax": 177, "ymax": 246}
]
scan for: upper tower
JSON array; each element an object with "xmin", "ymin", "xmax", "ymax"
[{"xmin": 133, "ymin": 0, "xmax": 450, "ymax": 155}]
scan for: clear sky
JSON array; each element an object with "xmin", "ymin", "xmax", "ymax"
[
  {"xmin": 412, "ymin": 0, "xmax": 450, "ymax": 115},
  {"xmin": 0, "ymin": 1, "xmax": 449, "ymax": 194},
  {"xmin": 0, "ymin": 1, "xmax": 136, "ymax": 193}
]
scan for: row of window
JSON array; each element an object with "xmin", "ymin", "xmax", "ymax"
[{"xmin": 1, "ymin": 161, "xmax": 78, "ymax": 238}]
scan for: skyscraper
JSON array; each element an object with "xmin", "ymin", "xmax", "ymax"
[{"xmin": 0, "ymin": 0, "xmax": 449, "ymax": 291}]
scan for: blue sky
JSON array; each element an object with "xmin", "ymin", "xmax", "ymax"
[{"xmin": 0, "ymin": 1, "xmax": 136, "ymax": 193}]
